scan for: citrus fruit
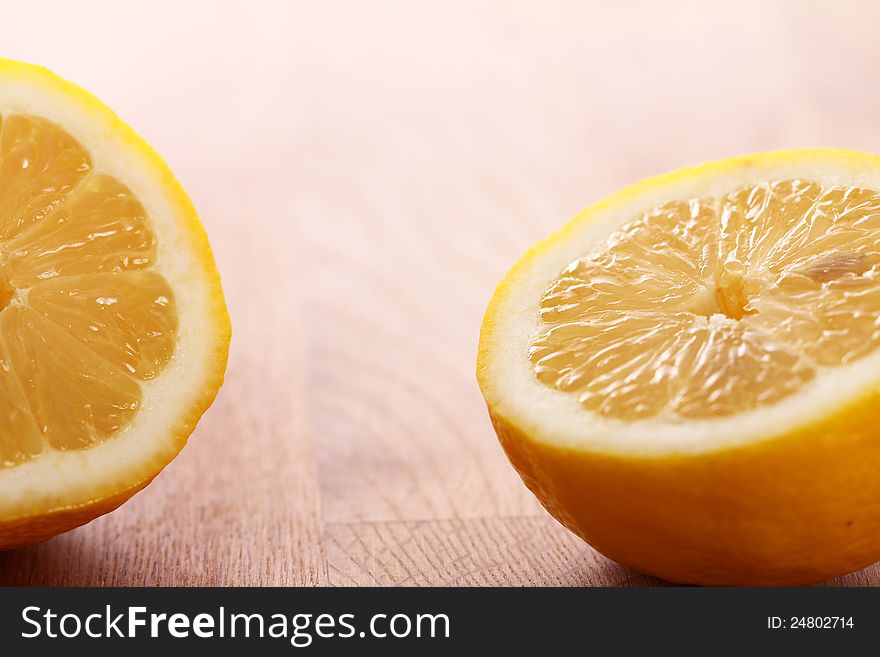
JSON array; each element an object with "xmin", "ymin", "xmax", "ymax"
[
  {"xmin": 477, "ymin": 149, "xmax": 880, "ymax": 585},
  {"xmin": 0, "ymin": 59, "xmax": 230, "ymax": 549}
]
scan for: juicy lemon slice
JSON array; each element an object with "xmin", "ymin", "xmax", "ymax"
[
  {"xmin": 478, "ymin": 150, "xmax": 880, "ymax": 585},
  {"xmin": 0, "ymin": 59, "xmax": 229, "ymax": 549}
]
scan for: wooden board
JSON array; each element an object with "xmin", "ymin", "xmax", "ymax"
[{"xmin": 2, "ymin": 0, "xmax": 880, "ymax": 586}]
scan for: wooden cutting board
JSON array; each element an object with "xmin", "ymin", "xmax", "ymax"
[{"xmin": 1, "ymin": 0, "xmax": 880, "ymax": 586}]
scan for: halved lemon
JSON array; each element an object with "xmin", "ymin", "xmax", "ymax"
[
  {"xmin": 0, "ymin": 59, "xmax": 230, "ymax": 549},
  {"xmin": 478, "ymin": 149, "xmax": 880, "ymax": 585}
]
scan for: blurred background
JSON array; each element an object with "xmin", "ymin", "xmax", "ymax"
[{"xmin": 1, "ymin": 0, "xmax": 879, "ymax": 585}]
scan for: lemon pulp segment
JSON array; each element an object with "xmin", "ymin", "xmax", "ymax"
[
  {"xmin": 0, "ymin": 113, "xmax": 177, "ymax": 467},
  {"xmin": 530, "ymin": 180, "xmax": 880, "ymax": 419}
]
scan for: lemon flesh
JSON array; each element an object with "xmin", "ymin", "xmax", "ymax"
[
  {"xmin": 531, "ymin": 180, "xmax": 880, "ymax": 420},
  {"xmin": 0, "ymin": 115, "xmax": 177, "ymax": 467}
]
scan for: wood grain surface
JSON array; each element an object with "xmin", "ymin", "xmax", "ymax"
[{"xmin": 2, "ymin": 0, "xmax": 880, "ymax": 586}]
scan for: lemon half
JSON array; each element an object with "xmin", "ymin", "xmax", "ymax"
[
  {"xmin": 0, "ymin": 59, "xmax": 230, "ymax": 549},
  {"xmin": 478, "ymin": 149, "xmax": 880, "ymax": 585}
]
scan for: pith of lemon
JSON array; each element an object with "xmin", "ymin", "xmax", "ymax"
[
  {"xmin": 0, "ymin": 59, "xmax": 230, "ymax": 550},
  {"xmin": 478, "ymin": 149, "xmax": 880, "ymax": 585}
]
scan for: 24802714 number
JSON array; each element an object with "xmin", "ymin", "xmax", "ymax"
[{"xmin": 789, "ymin": 617, "xmax": 854, "ymax": 629}]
